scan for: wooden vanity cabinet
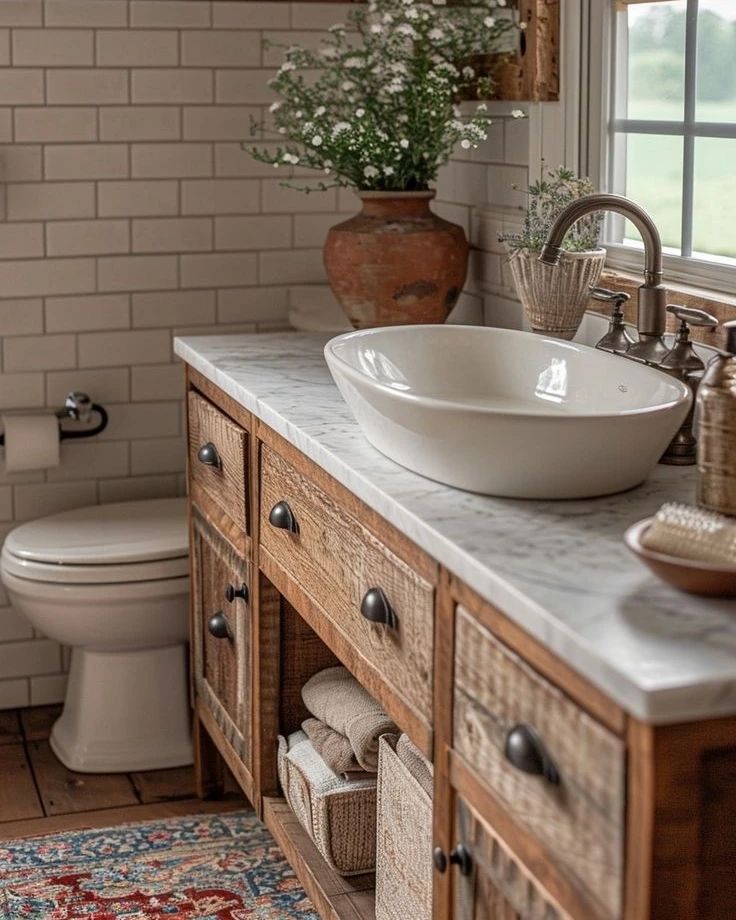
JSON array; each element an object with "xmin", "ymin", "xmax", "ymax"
[{"xmin": 184, "ymin": 368, "xmax": 736, "ymax": 920}]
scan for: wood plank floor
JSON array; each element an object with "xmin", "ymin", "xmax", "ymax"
[{"xmin": 0, "ymin": 704, "xmax": 245, "ymax": 841}]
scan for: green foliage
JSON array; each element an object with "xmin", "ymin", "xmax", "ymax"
[
  {"xmin": 245, "ymin": 0, "xmax": 518, "ymax": 192},
  {"xmin": 500, "ymin": 166, "xmax": 603, "ymax": 254}
]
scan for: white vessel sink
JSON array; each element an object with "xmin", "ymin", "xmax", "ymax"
[{"xmin": 325, "ymin": 325, "xmax": 692, "ymax": 499}]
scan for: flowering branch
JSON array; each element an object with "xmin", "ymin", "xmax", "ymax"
[{"xmin": 246, "ymin": 0, "xmax": 520, "ymax": 192}]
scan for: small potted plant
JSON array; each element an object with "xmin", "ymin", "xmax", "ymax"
[
  {"xmin": 500, "ymin": 166, "xmax": 605, "ymax": 340},
  {"xmin": 247, "ymin": 0, "xmax": 519, "ymax": 329}
]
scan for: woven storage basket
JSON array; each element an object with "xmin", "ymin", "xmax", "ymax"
[
  {"xmin": 278, "ymin": 732, "xmax": 377, "ymax": 876},
  {"xmin": 376, "ymin": 734, "xmax": 433, "ymax": 920}
]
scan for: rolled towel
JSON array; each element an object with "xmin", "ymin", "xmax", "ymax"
[
  {"xmin": 302, "ymin": 666, "xmax": 398, "ymax": 772},
  {"xmin": 302, "ymin": 718, "xmax": 362, "ymax": 775},
  {"xmin": 396, "ymin": 733, "xmax": 434, "ymax": 798},
  {"xmin": 641, "ymin": 502, "xmax": 736, "ymax": 566}
]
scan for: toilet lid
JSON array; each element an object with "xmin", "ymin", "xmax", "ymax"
[{"xmin": 4, "ymin": 498, "xmax": 189, "ymax": 566}]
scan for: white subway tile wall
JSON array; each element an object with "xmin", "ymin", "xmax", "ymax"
[{"xmin": 0, "ymin": 2, "xmax": 530, "ymax": 708}]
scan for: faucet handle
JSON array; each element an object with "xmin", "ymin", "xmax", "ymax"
[
  {"xmin": 589, "ymin": 287, "xmax": 631, "ymax": 316},
  {"xmin": 666, "ymin": 304, "xmax": 718, "ymax": 329}
]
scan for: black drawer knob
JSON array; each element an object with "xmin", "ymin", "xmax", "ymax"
[
  {"xmin": 197, "ymin": 442, "xmax": 221, "ymax": 469},
  {"xmin": 433, "ymin": 846, "xmax": 448, "ymax": 874},
  {"xmin": 207, "ymin": 611, "xmax": 233, "ymax": 640},
  {"xmin": 504, "ymin": 723, "xmax": 560, "ymax": 785},
  {"xmin": 225, "ymin": 583, "xmax": 249, "ymax": 604},
  {"xmin": 269, "ymin": 500, "xmax": 299, "ymax": 534},
  {"xmin": 360, "ymin": 587, "xmax": 398, "ymax": 630},
  {"xmin": 450, "ymin": 844, "xmax": 473, "ymax": 877}
]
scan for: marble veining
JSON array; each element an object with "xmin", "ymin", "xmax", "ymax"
[{"xmin": 176, "ymin": 332, "xmax": 736, "ymax": 724}]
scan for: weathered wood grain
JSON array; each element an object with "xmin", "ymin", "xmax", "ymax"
[
  {"xmin": 0, "ymin": 744, "xmax": 43, "ymax": 821},
  {"xmin": 453, "ymin": 608, "xmax": 624, "ymax": 920},
  {"xmin": 454, "ymin": 795, "xmax": 571, "ymax": 920},
  {"xmin": 188, "ymin": 390, "xmax": 249, "ymax": 534},
  {"xmin": 260, "ymin": 444, "xmax": 434, "ymax": 727}
]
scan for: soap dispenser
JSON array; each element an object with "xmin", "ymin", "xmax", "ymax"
[
  {"xmin": 659, "ymin": 304, "xmax": 717, "ymax": 465},
  {"xmin": 697, "ymin": 319, "xmax": 736, "ymax": 514}
]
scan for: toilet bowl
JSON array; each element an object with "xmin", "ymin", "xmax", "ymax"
[{"xmin": 0, "ymin": 498, "xmax": 193, "ymax": 773}]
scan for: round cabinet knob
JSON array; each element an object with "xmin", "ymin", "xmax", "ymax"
[
  {"xmin": 504, "ymin": 723, "xmax": 560, "ymax": 785},
  {"xmin": 207, "ymin": 611, "xmax": 232, "ymax": 640},
  {"xmin": 269, "ymin": 500, "xmax": 299, "ymax": 534},
  {"xmin": 433, "ymin": 846, "xmax": 448, "ymax": 874},
  {"xmin": 449, "ymin": 844, "xmax": 473, "ymax": 878},
  {"xmin": 225, "ymin": 583, "xmax": 249, "ymax": 604},
  {"xmin": 197, "ymin": 442, "xmax": 221, "ymax": 469},
  {"xmin": 360, "ymin": 587, "xmax": 398, "ymax": 630}
]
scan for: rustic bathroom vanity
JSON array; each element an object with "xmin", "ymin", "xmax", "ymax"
[{"xmin": 177, "ymin": 332, "xmax": 736, "ymax": 920}]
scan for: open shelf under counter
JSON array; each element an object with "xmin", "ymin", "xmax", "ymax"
[{"xmin": 263, "ymin": 797, "xmax": 376, "ymax": 920}]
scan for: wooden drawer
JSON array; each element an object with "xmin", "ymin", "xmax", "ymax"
[
  {"xmin": 188, "ymin": 390, "xmax": 248, "ymax": 533},
  {"xmin": 453, "ymin": 607, "xmax": 624, "ymax": 920},
  {"xmin": 452, "ymin": 794, "xmax": 571, "ymax": 920},
  {"xmin": 259, "ymin": 443, "xmax": 434, "ymax": 738},
  {"xmin": 191, "ymin": 509, "xmax": 251, "ymax": 768}
]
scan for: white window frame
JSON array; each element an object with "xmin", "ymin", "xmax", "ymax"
[{"xmin": 582, "ymin": 0, "xmax": 736, "ymax": 295}]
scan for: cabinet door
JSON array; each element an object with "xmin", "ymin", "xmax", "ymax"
[
  {"xmin": 191, "ymin": 509, "xmax": 252, "ymax": 769},
  {"xmin": 451, "ymin": 796, "xmax": 570, "ymax": 920}
]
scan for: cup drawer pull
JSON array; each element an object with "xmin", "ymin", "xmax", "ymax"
[
  {"xmin": 269, "ymin": 500, "xmax": 299, "ymax": 534},
  {"xmin": 504, "ymin": 723, "xmax": 560, "ymax": 785},
  {"xmin": 197, "ymin": 442, "xmax": 221, "ymax": 469},
  {"xmin": 360, "ymin": 587, "xmax": 399, "ymax": 630},
  {"xmin": 207, "ymin": 611, "xmax": 233, "ymax": 640}
]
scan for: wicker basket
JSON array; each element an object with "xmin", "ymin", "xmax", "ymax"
[
  {"xmin": 376, "ymin": 735, "xmax": 433, "ymax": 920},
  {"xmin": 278, "ymin": 732, "xmax": 377, "ymax": 876}
]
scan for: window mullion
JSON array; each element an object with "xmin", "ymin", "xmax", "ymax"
[{"xmin": 681, "ymin": 0, "xmax": 699, "ymax": 258}]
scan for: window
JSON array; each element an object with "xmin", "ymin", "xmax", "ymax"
[{"xmin": 594, "ymin": 0, "xmax": 736, "ymax": 290}]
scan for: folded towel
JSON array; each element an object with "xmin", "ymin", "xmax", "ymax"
[
  {"xmin": 302, "ymin": 718, "xmax": 362, "ymax": 775},
  {"xmin": 642, "ymin": 502, "xmax": 736, "ymax": 566},
  {"xmin": 302, "ymin": 666, "xmax": 398, "ymax": 772},
  {"xmin": 396, "ymin": 733, "xmax": 434, "ymax": 798}
]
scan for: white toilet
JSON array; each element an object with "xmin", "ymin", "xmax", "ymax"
[{"xmin": 0, "ymin": 498, "xmax": 193, "ymax": 773}]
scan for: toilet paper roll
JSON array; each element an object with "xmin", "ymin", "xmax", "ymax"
[{"xmin": 1, "ymin": 414, "xmax": 61, "ymax": 472}]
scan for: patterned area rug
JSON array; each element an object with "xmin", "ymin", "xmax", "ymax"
[{"xmin": 0, "ymin": 809, "xmax": 319, "ymax": 919}]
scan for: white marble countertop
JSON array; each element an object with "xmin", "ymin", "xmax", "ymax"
[{"xmin": 176, "ymin": 331, "xmax": 736, "ymax": 725}]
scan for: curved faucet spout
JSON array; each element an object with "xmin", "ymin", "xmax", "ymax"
[{"xmin": 539, "ymin": 193, "xmax": 667, "ymax": 359}]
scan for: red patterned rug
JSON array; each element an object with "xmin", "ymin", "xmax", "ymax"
[{"xmin": 0, "ymin": 809, "xmax": 318, "ymax": 919}]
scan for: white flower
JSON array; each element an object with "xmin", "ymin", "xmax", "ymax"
[
  {"xmin": 328, "ymin": 23, "xmax": 345, "ymax": 32},
  {"xmin": 364, "ymin": 165, "xmax": 379, "ymax": 178},
  {"xmin": 295, "ymin": 110, "xmax": 303, "ymax": 118},
  {"xmin": 384, "ymin": 166, "xmax": 394, "ymax": 176},
  {"xmin": 399, "ymin": 138, "xmax": 409, "ymax": 148},
  {"xmin": 382, "ymin": 12, "xmax": 393, "ymax": 22},
  {"xmin": 497, "ymin": 0, "xmax": 506, "ymax": 5},
  {"xmin": 312, "ymin": 135, "xmax": 323, "ymax": 146},
  {"xmin": 315, "ymin": 106, "xmax": 326, "ymax": 116},
  {"xmin": 370, "ymin": 23, "xmax": 383, "ymax": 34},
  {"xmin": 342, "ymin": 81, "xmax": 355, "ymax": 91},
  {"xmin": 511, "ymin": 108, "xmax": 525, "ymax": 119},
  {"xmin": 333, "ymin": 121, "xmax": 351, "ymax": 133},
  {"xmin": 432, "ymin": 0, "xmax": 446, "ymax": 5},
  {"xmin": 320, "ymin": 46, "xmax": 338, "ymax": 59},
  {"xmin": 460, "ymin": 139, "xmax": 472, "ymax": 149},
  {"xmin": 355, "ymin": 107, "xmax": 365, "ymax": 117},
  {"xmin": 344, "ymin": 57, "xmax": 363, "ymax": 68},
  {"xmin": 269, "ymin": 101, "xmax": 282, "ymax": 113},
  {"xmin": 429, "ymin": 28, "xmax": 443, "ymax": 40},
  {"xmin": 484, "ymin": 16, "xmax": 495, "ymax": 27},
  {"xmin": 282, "ymin": 152, "xmax": 300, "ymax": 164},
  {"xmin": 386, "ymin": 80, "xmax": 403, "ymax": 94},
  {"xmin": 279, "ymin": 62, "xmax": 296, "ymax": 73},
  {"xmin": 406, "ymin": 7, "xmax": 419, "ymax": 18},
  {"xmin": 396, "ymin": 23, "xmax": 416, "ymax": 36}
]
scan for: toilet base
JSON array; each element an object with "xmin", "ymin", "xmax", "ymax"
[{"xmin": 50, "ymin": 644, "xmax": 193, "ymax": 773}]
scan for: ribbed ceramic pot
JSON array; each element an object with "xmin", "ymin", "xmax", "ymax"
[
  {"xmin": 323, "ymin": 190, "xmax": 469, "ymax": 329},
  {"xmin": 507, "ymin": 247, "xmax": 607, "ymax": 341}
]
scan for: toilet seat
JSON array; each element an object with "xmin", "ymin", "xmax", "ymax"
[{"xmin": 1, "ymin": 497, "xmax": 189, "ymax": 584}]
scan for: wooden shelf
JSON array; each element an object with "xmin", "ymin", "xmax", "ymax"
[{"xmin": 263, "ymin": 797, "xmax": 376, "ymax": 920}]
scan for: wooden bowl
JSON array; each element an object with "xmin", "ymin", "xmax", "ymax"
[{"xmin": 624, "ymin": 518, "xmax": 736, "ymax": 597}]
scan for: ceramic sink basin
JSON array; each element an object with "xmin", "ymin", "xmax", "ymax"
[{"xmin": 324, "ymin": 325, "xmax": 692, "ymax": 499}]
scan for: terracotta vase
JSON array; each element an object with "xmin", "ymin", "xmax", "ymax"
[
  {"xmin": 323, "ymin": 190, "xmax": 469, "ymax": 329},
  {"xmin": 507, "ymin": 247, "xmax": 607, "ymax": 341}
]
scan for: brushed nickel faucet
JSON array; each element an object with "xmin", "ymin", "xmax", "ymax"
[
  {"xmin": 539, "ymin": 193, "xmax": 671, "ymax": 363},
  {"xmin": 539, "ymin": 192, "xmax": 719, "ymax": 464}
]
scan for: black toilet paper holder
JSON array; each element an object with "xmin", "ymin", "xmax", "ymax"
[{"xmin": 0, "ymin": 391, "xmax": 109, "ymax": 448}]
